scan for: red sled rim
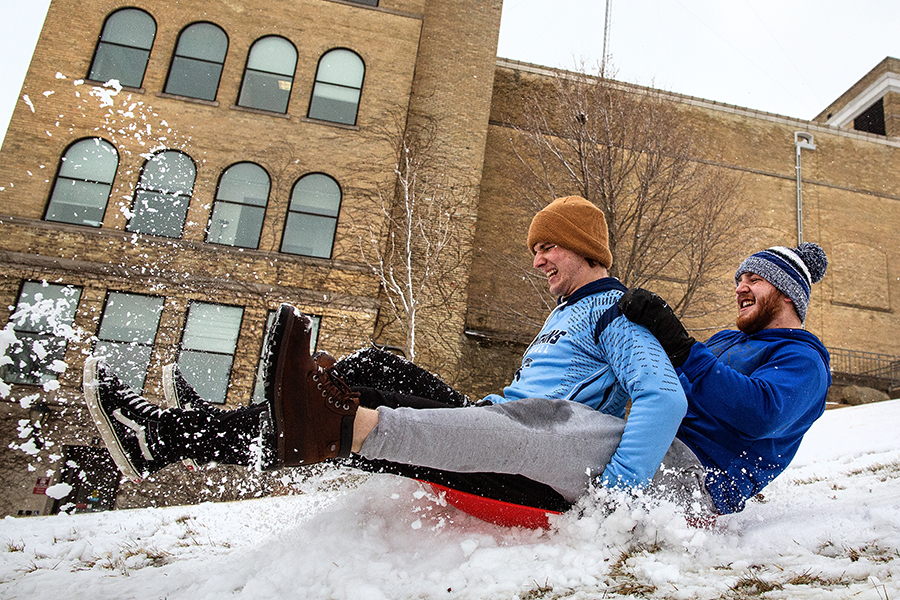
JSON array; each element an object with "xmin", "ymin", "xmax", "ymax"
[{"xmin": 423, "ymin": 481, "xmax": 563, "ymax": 529}]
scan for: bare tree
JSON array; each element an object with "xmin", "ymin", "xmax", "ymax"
[
  {"xmin": 506, "ymin": 64, "xmax": 747, "ymax": 324},
  {"xmin": 356, "ymin": 111, "xmax": 473, "ymax": 368}
]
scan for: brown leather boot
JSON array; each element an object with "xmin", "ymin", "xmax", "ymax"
[
  {"xmin": 263, "ymin": 304, "xmax": 359, "ymax": 468},
  {"xmin": 312, "ymin": 350, "xmax": 337, "ymax": 371}
]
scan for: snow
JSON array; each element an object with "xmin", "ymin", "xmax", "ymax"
[{"xmin": 1, "ymin": 400, "xmax": 899, "ymax": 599}]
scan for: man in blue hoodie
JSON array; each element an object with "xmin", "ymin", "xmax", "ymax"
[{"xmin": 620, "ymin": 242, "xmax": 832, "ymax": 513}]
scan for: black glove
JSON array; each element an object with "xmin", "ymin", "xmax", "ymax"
[{"xmin": 618, "ymin": 288, "xmax": 695, "ymax": 368}]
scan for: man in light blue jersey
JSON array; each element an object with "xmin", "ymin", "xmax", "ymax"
[{"xmin": 86, "ymin": 196, "xmax": 695, "ymax": 513}]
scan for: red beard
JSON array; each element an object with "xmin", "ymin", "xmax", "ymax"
[{"xmin": 736, "ymin": 290, "xmax": 782, "ymax": 334}]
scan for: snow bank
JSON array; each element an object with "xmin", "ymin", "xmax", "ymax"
[{"xmin": 0, "ymin": 401, "xmax": 898, "ymax": 599}]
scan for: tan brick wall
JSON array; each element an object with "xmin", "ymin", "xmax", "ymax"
[
  {"xmin": 0, "ymin": 0, "xmax": 487, "ymax": 515},
  {"xmin": 469, "ymin": 63, "xmax": 900, "ymax": 379}
]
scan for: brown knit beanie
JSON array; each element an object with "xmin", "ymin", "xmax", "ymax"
[{"xmin": 527, "ymin": 196, "xmax": 613, "ymax": 268}]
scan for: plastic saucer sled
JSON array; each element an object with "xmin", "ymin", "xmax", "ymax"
[{"xmin": 425, "ymin": 482, "xmax": 562, "ymax": 529}]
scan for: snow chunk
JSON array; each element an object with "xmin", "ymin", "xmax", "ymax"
[{"xmin": 45, "ymin": 483, "xmax": 73, "ymax": 500}]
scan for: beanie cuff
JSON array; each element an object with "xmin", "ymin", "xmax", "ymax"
[{"xmin": 528, "ymin": 211, "xmax": 613, "ymax": 268}]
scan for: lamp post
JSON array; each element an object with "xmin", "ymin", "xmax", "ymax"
[{"xmin": 794, "ymin": 132, "xmax": 816, "ymax": 245}]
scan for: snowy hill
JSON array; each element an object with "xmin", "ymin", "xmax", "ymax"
[{"xmin": 1, "ymin": 399, "xmax": 899, "ymax": 599}]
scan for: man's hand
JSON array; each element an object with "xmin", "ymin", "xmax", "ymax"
[{"xmin": 619, "ymin": 288, "xmax": 695, "ymax": 368}]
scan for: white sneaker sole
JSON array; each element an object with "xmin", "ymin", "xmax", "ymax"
[{"xmin": 82, "ymin": 356, "xmax": 143, "ymax": 484}]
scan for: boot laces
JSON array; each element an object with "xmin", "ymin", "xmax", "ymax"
[{"xmin": 311, "ymin": 368, "xmax": 358, "ymax": 411}]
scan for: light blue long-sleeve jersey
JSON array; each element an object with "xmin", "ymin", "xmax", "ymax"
[{"xmin": 482, "ymin": 278, "xmax": 687, "ymax": 487}]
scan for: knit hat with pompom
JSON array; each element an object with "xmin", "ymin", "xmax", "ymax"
[{"xmin": 734, "ymin": 242, "xmax": 828, "ymax": 323}]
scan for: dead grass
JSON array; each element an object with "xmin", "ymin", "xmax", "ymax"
[{"xmin": 607, "ymin": 543, "xmax": 661, "ymax": 597}]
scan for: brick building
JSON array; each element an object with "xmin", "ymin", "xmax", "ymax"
[{"xmin": 0, "ymin": 0, "xmax": 898, "ymax": 517}]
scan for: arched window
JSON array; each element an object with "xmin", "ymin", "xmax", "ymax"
[
  {"xmin": 127, "ymin": 151, "xmax": 196, "ymax": 238},
  {"xmin": 308, "ymin": 49, "xmax": 365, "ymax": 126},
  {"xmin": 206, "ymin": 162, "xmax": 270, "ymax": 248},
  {"xmin": 88, "ymin": 8, "xmax": 156, "ymax": 88},
  {"xmin": 45, "ymin": 138, "xmax": 118, "ymax": 227},
  {"xmin": 281, "ymin": 173, "xmax": 341, "ymax": 258},
  {"xmin": 164, "ymin": 22, "xmax": 228, "ymax": 101},
  {"xmin": 237, "ymin": 36, "xmax": 297, "ymax": 114}
]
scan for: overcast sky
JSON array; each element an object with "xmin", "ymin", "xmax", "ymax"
[{"xmin": 2, "ymin": 0, "xmax": 900, "ymax": 146}]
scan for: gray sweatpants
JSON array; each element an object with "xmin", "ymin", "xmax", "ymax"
[{"xmin": 359, "ymin": 397, "xmax": 714, "ymax": 511}]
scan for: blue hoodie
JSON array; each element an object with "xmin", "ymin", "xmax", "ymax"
[{"xmin": 675, "ymin": 328, "xmax": 831, "ymax": 514}]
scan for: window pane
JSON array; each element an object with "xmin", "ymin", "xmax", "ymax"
[
  {"xmin": 316, "ymin": 49, "xmax": 364, "ymax": 87},
  {"xmin": 207, "ymin": 202, "xmax": 265, "ymax": 248},
  {"xmin": 238, "ymin": 70, "xmax": 292, "ymax": 113},
  {"xmin": 175, "ymin": 23, "xmax": 227, "ymax": 62},
  {"xmin": 218, "ymin": 163, "xmax": 270, "ymax": 207},
  {"xmin": 178, "ymin": 303, "xmax": 243, "ymax": 404},
  {"xmin": 128, "ymin": 190, "xmax": 190, "ymax": 237},
  {"xmin": 290, "ymin": 174, "xmax": 341, "ymax": 216},
  {"xmin": 59, "ymin": 139, "xmax": 118, "ymax": 183},
  {"xmin": 140, "ymin": 152, "xmax": 196, "ymax": 193},
  {"xmin": 95, "ymin": 292, "xmax": 164, "ymax": 392},
  {"xmin": 93, "ymin": 340, "xmax": 153, "ymax": 391},
  {"xmin": 128, "ymin": 151, "xmax": 195, "ymax": 238},
  {"xmin": 308, "ymin": 50, "xmax": 363, "ymax": 125},
  {"xmin": 47, "ymin": 139, "xmax": 117, "ymax": 227},
  {"xmin": 100, "ymin": 8, "xmax": 156, "ymax": 48},
  {"xmin": 308, "ymin": 82, "xmax": 361, "ymax": 125},
  {"xmin": 178, "ymin": 351, "xmax": 233, "ymax": 404},
  {"xmin": 182, "ymin": 304, "xmax": 243, "ymax": 353},
  {"xmin": 247, "ymin": 37, "xmax": 296, "ymax": 75},
  {"xmin": 165, "ymin": 23, "xmax": 227, "ymax": 101},
  {"xmin": 97, "ymin": 293, "xmax": 164, "ymax": 345},
  {"xmin": 238, "ymin": 37, "xmax": 296, "ymax": 113},
  {"xmin": 0, "ymin": 332, "xmax": 67, "ymax": 385},
  {"xmin": 165, "ymin": 57, "xmax": 223, "ymax": 101},
  {"xmin": 88, "ymin": 9, "xmax": 156, "ymax": 88},
  {"xmin": 11, "ymin": 282, "xmax": 81, "ymax": 333},
  {"xmin": 46, "ymin": 179, "xmax": 110, "ymax": 226},
  {"xmin": 89, "ymin": 46, "xmax": 150, "ymax": 88},
  {"xmin": 282, "ymin": 212, "xmax": 337, "ymax": 258},
  {"xmin": 1, "ymin": 283, "xmax": 82, "ymax": 385}
]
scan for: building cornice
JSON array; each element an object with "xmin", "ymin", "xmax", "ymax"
[
  {"xmin": 495, "ymin": 57, "xmax": 900, "ymax": 149},
  {"xmin": 823, "ymin": 71, "xmax": 900, "ymax": 129}
]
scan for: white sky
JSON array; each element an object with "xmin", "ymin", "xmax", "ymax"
[{"xmin": 2, "ymin": 0, "xmax": 900, "ymax": 146}]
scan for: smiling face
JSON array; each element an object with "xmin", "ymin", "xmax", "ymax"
[
  {"xmin": 735, "ymin": 272, "xmax": 799, "ymax": 333},
  {"xmin": 532, "ymin": 242, "xmax": 601, "ymax": 298}
]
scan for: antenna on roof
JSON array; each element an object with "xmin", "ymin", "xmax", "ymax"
[{"xmin": 601, "ymin": 0, "xmax": 612, "ymax": 77}]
